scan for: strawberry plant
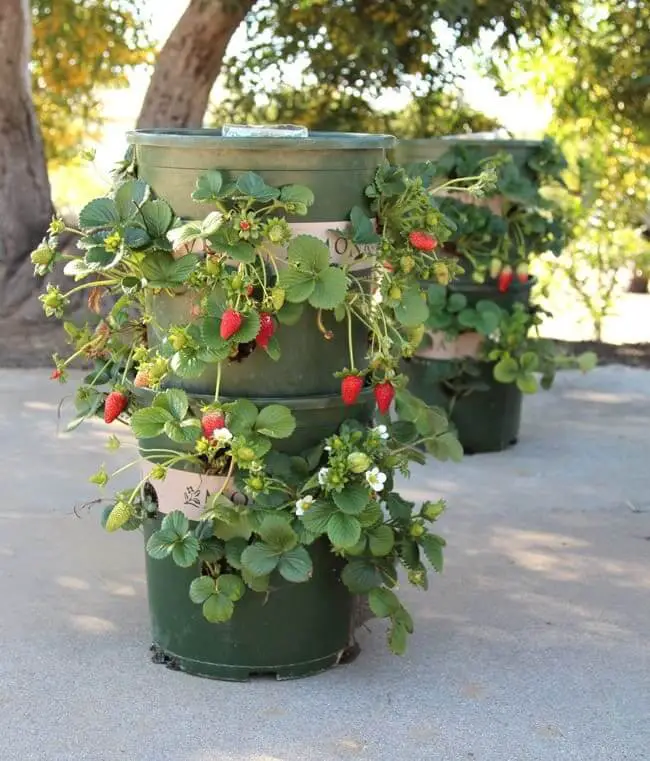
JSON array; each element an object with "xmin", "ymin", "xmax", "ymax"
[
  {"xmin": 33, "ymin": 153, "xmax": 493, "ymax": 656},
  {"xmin": 409, "ymin": 137, "xmax": 569, "ymax": 286}
]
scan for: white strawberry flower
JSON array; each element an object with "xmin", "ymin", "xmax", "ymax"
[
  {"xmin": 365, "ymin": 467, "xmax": 387, "ymax": 492},
  {"xmin": 373, "ymin": 424, "xmax": 389, "ymax": 440},
  {"xmin": 212, "ymin": 427, "xmax": 233, "ymax": 445},
  {"xmin": 295, "ymin": 495, "xmax": 315, "ymax": 516},
  {"xmin": 317, "ymin": 467, "xmax": 329, "ymax": 485}
]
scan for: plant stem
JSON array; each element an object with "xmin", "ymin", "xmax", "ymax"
[
  {"xmin": 214, "ymin": 362, "xmax": 222, "ymax": 403},
  {"xmin": 346, "ymin": 308, "xmax": 355, "ymax": 369}
]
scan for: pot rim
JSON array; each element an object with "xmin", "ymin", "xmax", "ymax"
[{"xmin": 127, "ymin": 128, "xmax": 396, "ymax": 151}]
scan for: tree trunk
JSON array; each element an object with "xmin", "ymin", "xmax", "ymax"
[
  {"xmin": 0, "ymin": 0, "xmax": 53, "ymax": 318},
  {"xmin": 136, "ymin": 0, "xmax": 254, "ymax": 129}
]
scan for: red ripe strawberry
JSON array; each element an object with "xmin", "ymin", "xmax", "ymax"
[
  {"xmin": 50, "ymin": 369, "xmax": 62, "ymax": 381},
  {"xmin": 373, "ymin": 381, "xmax": 395, "ymax": 415},
  {"xmin": 104, "ymin": 391, "xmax": 128, "ymax": 424},
  {"xmin": 515, "ymin": 262, "xmax": 529, "ymax": 284},
  {"xmin": 408, "ymin": 231, "xmax": 437, "ymax": 252},
  {"xmin": 341, "ymin": 374, "xmax": 364, "ymax": 406},
  {"xmin": 201, "ymin": 411, "xmax": 225, "ymax": 438},
  {"xmin": 497, "ymin": 265, "xmax": 514, "ymax": 293},
  {"xmin": 220, "ymin": 308, "xmax": 242, "ymax": 340},
  {"xmin": 240, "ymin": 220, "xmax": 251, "ymax": 231},
  {"xmin": 256, "ymin": 312, "xmax": 275, "ymax": 349}
]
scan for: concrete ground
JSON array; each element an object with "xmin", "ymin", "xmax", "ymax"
[{"xmin": 1, "ymin": 366, "xmax": 649, "ymax": 761}]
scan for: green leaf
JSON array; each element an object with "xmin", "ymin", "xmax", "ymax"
[
  {"xmin": 213, "ymin": 513, "xmax": 253, "ymax": 541},
  {"xmin": 170, "ymin": 351, "xmax": 205, "ymax": 379},
  {"xmin": 258, "ymin": 514, "xmax": 297, "ymax": 552},
  {"xmin": 140, "ymin": 252, "xmax": 199, "ymax": 286},
  {"xmin": 368, "ymin": 525, "xmax": 395, "ymax": 557},
  {"xmin": 145, "ymin": 529, "xmax": 176, "ymax": 560},
  {"xmin": 192, "ymin": 170, "xmax": 223, "ymax": 202},
  {"xmin": 163, "ymin": 419, "xmax": 202, "ymax": 444},
  {"xmin": 516, "ymin": 373, "xmax": 539, "ymax": 394},
  {"xmin": 140, "ymin": 199, "xmax": 173, "ymax": 238},
  {"xmin": 203, "ymin": 593, "xmax": 234, "ymax": 623},
  {"xmin": 332, "ymin": 483, "xmax": 370, "ymax": 515},
  {"xmin": 280, "ymin": 184, "xmax": 315, "ymax": 206},
  {"xmin": 241, "ymin": 542, "xmax": 280, "ymax": 577},
  {"xmin": 167, "ymin": 221, "xmax": 203, "ymax": 249},
  {"xmin": 327, "ymin": 513, "xmax": 362, "ymax": 549},
  {"xmin": 216, "ymin": 573, "xmax": 246, "ymax": 601},
  {"xmin": 349, "ymin": 206, "xmax": 380, "ymax": 244},
  {"xmin": 171, "ymin": 535, "xmax": 200, "ymax": 567},
  {"xmin": 241, "ymin": 568, "xmax": 270, "ymax": 592},
  {"xmin": 85, "ymin": 245, "xmax": 122, "ymax": 270},
  {"xmin": 277, "ymin": 268, "xmax": 316, "ymax": 303},
  {"xmin": 447, "ymin": 293, "xmax": 467, "ymax": 313},
  {"xmin": 425, "ymin": 431, "xmax": 464, "ymax": 463},
  {"xmin": 395, "ymin": 606, "xmax": 414, "ymax": 634},
  {"xmin": 420, "ymin": 534, "xmax": 444, "ymax": 573},
  {"xmin": 309, "ymin": 267, "xmax": 348, "ymax": 309},
  {"xmin": 493, "ymin": 356, "xmax": 519, "ymax": 384},
  {"xmin": 254, "ymin": 404, "xmax": 296, "ymax": 439},
  {"xmin": 114, "ymin": 179, "xmax": 149, "ymax": 219},
  {"xmin": 427, "ymin": 283, "xmax": 448, "ymax": 307},
  {"xmin": 385, "ymin": 493, "xmax": 414, "ymax": 522},
  {"xmin": 300, "ymin": 500, "xmax": 338, "ymax": 534},
  {"xmin": 235, "ymin": 171, "xmax": 279, "ymax": 201},
  {"xmin": 276, "ymin": 300, "xmax": 304, "ymax": 325},
  {"xmin": 130, "ymin": 407, "xmax": 173, "ymax": 439},
  {"xmin": 211, "ymin": 238, "xmax": 256, "ymax": 263},
  {"xmin": 578, "ymin": 351, "xmax": 598, "ymax": 372},
  {"xmin": 388, "ymin": 620, "xmax": 408, "ymax": 655},
  {"xmin": 277, "ymin": 546, "xmax": 313, "ymax": 583},
  {"xmin": 153, "ymin": 388, "xmax": 188, "ymax": 421},
  {"xmin": 123, "ymin": 226, "xmax": 151, "ymax": 249},
  {"xmin": 287, "ymin": 234, "xmax": 330, "ymax": 272},
  {"xmin": 162, "ymin": 510, "xmax": 190, "ymax": 537},
  {"xmin": 357, "ymin": 501, "xmax": 383, "ymax": 528},
  {"xmin": 394, "ymin": 287, "xmax": 429, "ymax": 327},
  {"xmin": 368, "ymin": 587, "xmax": 400, "ymax": 618},
  {"xmin": 79, "ymin": 197, "xmax": 120, "ymax": 229},
  {"xmin": 520, "ymin": 352, "xmax": 539, "ymax": 373},
  {"xmin": 224, "ymin": 537, "xmax": 249, "ymax": 569},
  {"xmin": 189, "ymin": 576, "xmax": 216, "ymax": 604},
  {"xmin": 229, "ymin": 310, "xmax": 261, "ymax": 344},
  {"xmin": 341, "ymin": 559, "xmax": 383, "ymax": 593},
  {"xmin": 224, "ymin": 399, "xmax": 258, "ymax": 434}
]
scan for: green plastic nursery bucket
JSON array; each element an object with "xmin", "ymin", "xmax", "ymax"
[
  {"xmin": 127, "ymin": 128, "xmax": 395, "ymax": 396},
  {"xmin": 144, "ymin": 527, "xmax": 354, "ymax": 681},
  {"xmin": 403, "ymin": 357, "xmax": 523, "ymax": 454},
  {"xmin": 401, "ymin": 279, "xmax": 533, "ymax": 453}
]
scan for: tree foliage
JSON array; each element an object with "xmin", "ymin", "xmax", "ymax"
[
  {"xmin": 31, "ymin": 0, "xmax": 152, "ymax": 163},
  {"xmin": 211, "ymin": 87, "xmax": 498, "ymax": 138},
  {"xmin": 225, "ymin": 1, "xmax": 576, "ymax": 99}
]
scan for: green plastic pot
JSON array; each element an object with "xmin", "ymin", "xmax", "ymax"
[
  {"xmin": 137, "ymin": 388, "xmax": 375, "ymax": 462},
  {"xmin": 127, "ymin": 128, "xmax": 395, "ymax": 222},
  {"xmin": 144, "ymin": 525, "xmax": 353, "ymax": 681},
  {"xmin": 128, "ymin": 129, "xmax": 393, "ymax": 395},
  {"xmin": 147, "ymin": 289, "xmax": 369, "ymax": 397},
  {"xmin": 404, "ymin": 357, "xmax": 522, "ymax": 453},
  {"xmin": 393, "ymin": 136, "xmax": 542, "ymax": 178}
]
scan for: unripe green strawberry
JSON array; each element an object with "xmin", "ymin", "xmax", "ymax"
[
  {"xmin": 408, "ymin": 324, "xmax": 425, "ymax": 348},
  {"xmin": 489, "ymin": 258, "xmax": 503, "ymax": 279},
  {"xmin": 237, "ymin": 447, "xmax": 256, "ymax": 463},
  {"xmin": 410, "ymin": 522, "xmax": 425, "ymax": 538},
  {"xmin": 422, "ymin": 500, "xmax": 446, "ymax": 521},
  {"xmin": 388, "ymin": 285, "xmax": 402, "ymax": 300},
  {"xmin": 516, "ymin": 262, "xmax": 529, "ymax": 284},
  {"xmin": 271, "ymin": 287, "xmax": 286, "ymax": 311},
  {"xmin": 249, "ymin": 476, "xmax": 264, "ymax": 491},
  {"xmin": 400, "ymin": 255, "xmax": 415, "ymax": 274},
  {"xmin": 347, "ymin": 452, "xmax": 372, "ymax": 473},
  {"xmin": 433, "ymin": 262, "xmax": 450, "ymax": 285},
  {"xmin": 105, "ymin": 501, "xmax": 132, "ymax": 532},
  {"xmin": 205, "ymin": 256, "xmax": 220, "ymax": 275}
]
